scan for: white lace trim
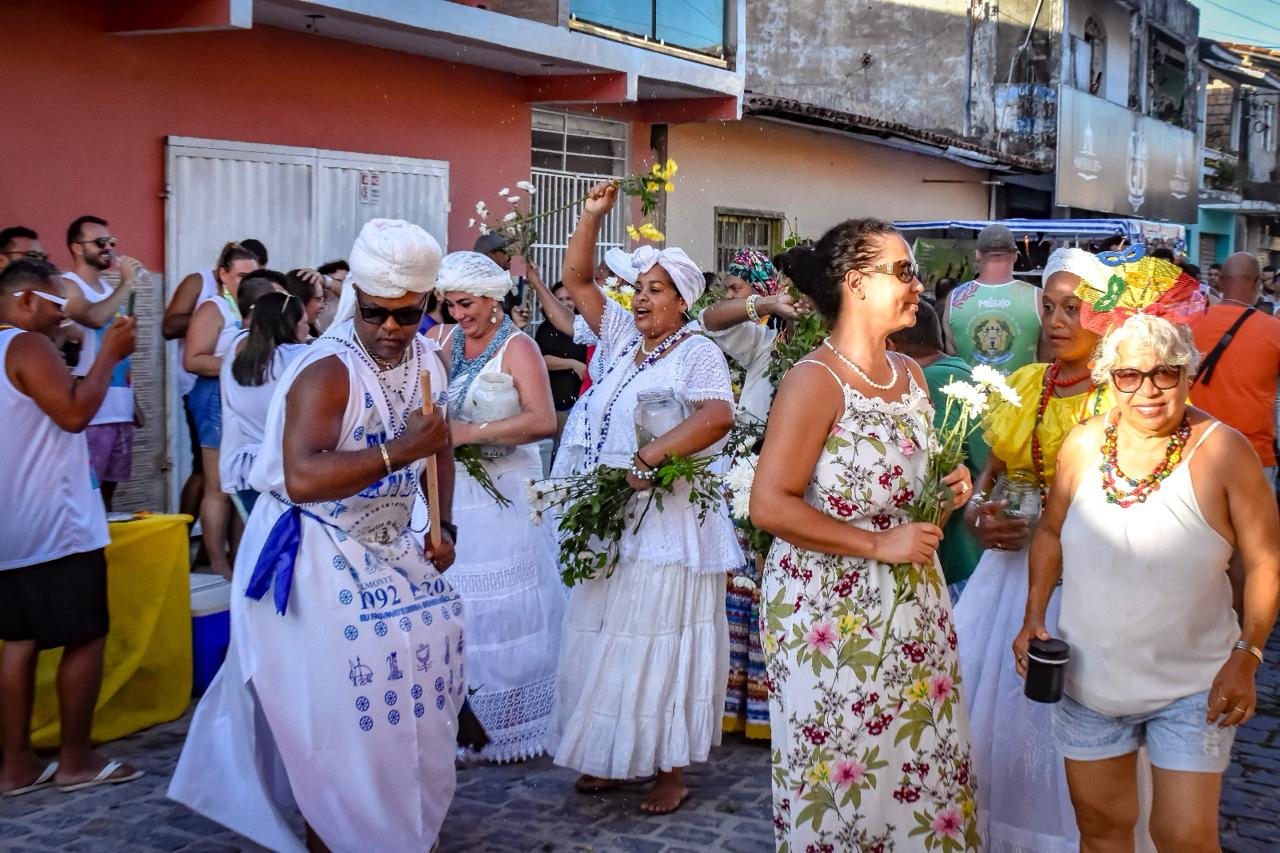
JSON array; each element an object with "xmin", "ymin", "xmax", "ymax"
[{"xmin": 463, "ymin": 674, "xmax": 557, "ymax": 764}]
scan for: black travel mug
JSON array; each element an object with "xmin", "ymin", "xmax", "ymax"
[{"xmin": 1024, "ymin": 637, "xmax": 1070, "ymax": 703}]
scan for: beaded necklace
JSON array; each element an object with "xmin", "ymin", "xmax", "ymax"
[
  {"xmin": 344, "ymin": 333, "xmax": 418, "ymax": 437},
  {"xmin": 221, "ymin": 286, "xmax": 242, "ymax": 324},
  {"xmin": 583, "ymin": 322, "xmax": 697, "ymax": 467},
  {"xmin": 1099, "ymin": 413, "xmax": 1191, "ymax": 507},
  {"xmin": 449, "ymin": 315, "xmax": 515, "ymax": 410},
  {"xmin": 1030, "ymin": 361, "xmax": 1102, "ymax": 494}
]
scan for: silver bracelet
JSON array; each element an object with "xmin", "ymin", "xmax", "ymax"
[
  {"xmin": 1234, "ymin": 640, "xmax": 1264, "ymax": 665},
  {"xmin": 379, "ymin": 442, "xmax": 393, "ymax": 476},
  {"xmin": 629, "ymin": 456, "xmax": 656, "ymax": 481},
  {"xmin": 745, "ymin": 294, "xmax": 761, "ymax": 323}
]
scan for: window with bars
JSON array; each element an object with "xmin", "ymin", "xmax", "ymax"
[
  {"xmin": 714, "ymin": 209, "xmax": 783, "ymax": 275},
  {"xmin": 531, "ymin": 110, "xmax": 629, "ymax": 177}
]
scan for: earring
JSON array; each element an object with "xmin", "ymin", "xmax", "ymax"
[{"xmin": 490, "ymin": 307, "xmax": 499, "ymax": 325}]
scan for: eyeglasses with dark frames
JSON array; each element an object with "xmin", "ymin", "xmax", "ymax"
[
  {"xmin": 356, "ymin": 293, "xmax": 429, "ymax": 327},
  {"xmin": 862, "ymin": 259, "xmax": 920, "ymax": 284},
  {"xmin": 76, "ymin": 236, "xmax": 117, "ymax": 249},
  {"xmin": 1110, "ymin": 366, "xmax": 1183, "ymax": 393}
]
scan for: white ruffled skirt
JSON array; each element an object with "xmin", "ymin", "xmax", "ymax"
[
  {"xmin": 448, "ymin": 445, "xmax": 566, "ymax": 763},
  {"xmin": 549, "ymin": 559, "xmax": 729, "ymax": 779}
]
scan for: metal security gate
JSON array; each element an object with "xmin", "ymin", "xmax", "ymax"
[{"xmin": 163, "ymin": 137, "xmax": 449, "ymax": 509}]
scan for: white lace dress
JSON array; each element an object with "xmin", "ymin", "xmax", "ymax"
[
  {"xmin": 443, "ymin": 331, "xmax": 566, "ymax": 763},
  {"xmin": 549, "ymin": 299, "xmax": 744, "ymax": 778}
]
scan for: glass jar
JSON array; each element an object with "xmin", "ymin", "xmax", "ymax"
[
  {"xmin": 634, "ymin": 388, "xmax": 687, "ymax": 447},
  {"xmin": 468, "ymin": 373, "xmax": 521, "ymax": 458},
  {"xmin": 991, "ymin": 471, "xmax": 1042, "ymax": 525}
]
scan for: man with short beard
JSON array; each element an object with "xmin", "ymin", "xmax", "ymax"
[
  {"xmin": 63, "ymin": 215, "xmax": 144, "ymax": 509},
  {"xmin": 0, "ymin": 259, "xmax": 143, "ymax": 795},
  {"xmin": 170, "ymin": 220, "xmax": 465, "ymax": 852},
  {"xmin": 0, "ymin": 226, "xmax": 46, "ymax": 271}
]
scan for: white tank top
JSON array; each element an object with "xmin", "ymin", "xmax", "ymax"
[
  {"xmin": 196, "ymin": 288, "xmax": 242, "ymax": 360},
  {"xmin": 1058, "ymin": 421, "xmax": 1238, "ymax": 716},
  {"xmin": 219, "ymin": 330, "xmax": 309, "ymax": 493},
  {"xmin": 0, "ymin": 328, "xmax": 110, "ymax": 569},
  {"xmin": 177, "ymin": 270, "xmax": 220, "ymax": 396},
  {"xmin": 64, "ymin": 271, "xmax": 134, "ymax": 425}
]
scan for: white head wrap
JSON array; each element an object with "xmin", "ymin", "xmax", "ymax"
[
  {"xmin": 332, "ymin": 218, "xmax": 443, "ymax": 325},
  {"xmin": 435, "ymin": 251, "xmax": 513, "ymax": 300},
  {"xmin": 1043, "ymin": 247, "xmax": 1109, "ymax": 292},
  {"xmin": 603, "ymin": 247, "xmax": 638, "ymax": 284},
  {"xmin": 627, "ymin": 245, "xmax": 704, "ymax": 307}
]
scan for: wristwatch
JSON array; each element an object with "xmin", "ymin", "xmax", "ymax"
[{"xmin": 439, "ymin": 520, "xmax": 458, "ymax": 544}]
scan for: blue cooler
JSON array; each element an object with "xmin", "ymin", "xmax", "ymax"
[{"xmin": 190, "ymin": 573, "xmax": 231, "ymax": 696}]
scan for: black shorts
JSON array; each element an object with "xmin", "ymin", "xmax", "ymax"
[{"xmin": 0, "ymin": 550, "xmax": 109, "ymax": 649}]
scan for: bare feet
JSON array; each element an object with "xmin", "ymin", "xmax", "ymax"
[
  {"xmin": 640, "ymin": 769, "xmax": 689, "ymax": 815},
  {"xmin": 574, "ymin": 774, "xmax": 620, "ymax": 794}
]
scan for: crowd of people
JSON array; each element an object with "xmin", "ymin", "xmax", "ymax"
[{"xmin": 1, "ymin": 195, "xmax": 1278, "ymax": 853}]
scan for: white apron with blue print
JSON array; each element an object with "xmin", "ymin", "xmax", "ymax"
[{"xmin": 169, "ymin": 321, "xmax": 463, "ymax": 853}]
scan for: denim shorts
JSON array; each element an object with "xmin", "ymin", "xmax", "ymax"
[
  {"xmin": 1053, "ymin": 689, "xmax": 1235, "ymax": 773},
  {"xmin": 188, "ymin": 375, "xmax": 223, "ymax": 450}
]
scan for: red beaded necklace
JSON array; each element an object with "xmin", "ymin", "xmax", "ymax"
[
  {"xmin": 1099, "ymin": 414, "xmax": 1191, "ymax": 507},
  {"xmin": 1030, "ymin": 362, "xmax": 1096, "ymax": 492}
]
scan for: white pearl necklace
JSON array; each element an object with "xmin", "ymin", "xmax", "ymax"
[{"xmin": 823, "ymin": 340, "xmax": 898, "ymax": 390}]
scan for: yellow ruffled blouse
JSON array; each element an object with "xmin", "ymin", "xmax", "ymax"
[{"xmin": 983, "ymin": 363, "xmax": 1112, "ymax": 486}]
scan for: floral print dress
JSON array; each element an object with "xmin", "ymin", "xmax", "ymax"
[{"xmin": 761, "ymin": 359, "xmax": 979, "ymax": 853}]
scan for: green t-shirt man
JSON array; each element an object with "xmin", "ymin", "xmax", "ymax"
[{"xmin": 946, "ymin": 279, "xmax": 1041, "ymax": 374}]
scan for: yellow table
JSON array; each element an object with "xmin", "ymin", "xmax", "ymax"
[{"xmin": 18, "ymin": 514, "xmax": 194, "ymax": 748}]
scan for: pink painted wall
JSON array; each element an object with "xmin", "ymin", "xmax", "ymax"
[{"xmin": 0, "ymin": 0, "xmax": 534, "ymax": 270}]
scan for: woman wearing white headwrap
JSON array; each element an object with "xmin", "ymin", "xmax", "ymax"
[
  {"xmin": 548, "ymin": 183, "xmax": 742, "ymax": 814},
  {"xmin": 422, "ymin": 251, "xmax": 564, "ymax": 763},
  {"xmin": 170, "ymin": 219, "xmax": 463, "ymax": 852}
]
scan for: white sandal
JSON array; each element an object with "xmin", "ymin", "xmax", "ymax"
[
  {"xmin": 57, "ymin": 760, "xmax": 144, "ymax": 793},
  {"xmin": 2, "ymin": 761, "xmax": 59, "ymax": 797}
]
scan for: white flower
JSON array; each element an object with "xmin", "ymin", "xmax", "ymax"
[
  {"xmin": 498, "ymin": 187, "xmax": 510, "ymax": 196},
  {"xmin": 731, "ymin": 576, "xmax": 758, "ymax": 591},
  {"xmin": 735, "ymin": 440, "xmax": 753, "ymax": 457},
  {"xmin": 529, "ymin": 510, "xmax": 543, "ymax": 526},
  {"xmin": 619, "ymin": 284, "xmax": 635, "ymax": 296},
  {"xmin": 502, "ymin": 211, "xmax": 518, "ymax": 222},
  {"xmin": 730, "ymin": 489, "xmax": 752, "ymax": 522},
  {"xmin": 970, "ymin": 364, "xmax": 1021, "ymax": 407},
  {"xmin": 478, "ymin": 224, "xmax": 490, "ymax": 235},
  {"xmin": 468, "ymin": 218, "xmax": 476, "ymax": 228},
  {"xmin": 724, "ymin": 456, "xmax": 757, "ymax": 521},
  {"xmin": 507, "ymin": 195, "xmax": 521, "ymax": 204},
  {"xmin": 940, "ymin": 380, "xmax": 986, "ymax": 414},
  {"xmin": 474, "ymin": 201, "xmax": 489, "ymax": 217},
  {"xmin": 603, "ymin": 276, "xmax": 619, "ymax": 289},
  {"xmin": 516, "ymin": 180, "xmax": 536, "ymax": 194}
]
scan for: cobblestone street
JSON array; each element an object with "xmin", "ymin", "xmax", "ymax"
[{"xmin": 2, "ymin": 630, "xmax": 1278, "ymax": 852}]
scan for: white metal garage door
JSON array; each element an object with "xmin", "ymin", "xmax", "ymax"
[{"xmin": 163, "ymin": 137, "xmax": 450, "ymax": 509}]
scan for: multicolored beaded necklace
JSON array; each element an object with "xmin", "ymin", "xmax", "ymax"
[
  {"xmin": 1099, "ymin": 413, "xmax": 1191, "ymax": 507},
  {"xmin": 1029, "ymin": 361, "xmax": 1099, "ymax": 493},
  {"xmin": 583, "ymin": 322, "xmax": 697, "ymax": 467}
]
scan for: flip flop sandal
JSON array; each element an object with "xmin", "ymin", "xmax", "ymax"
[
  {"xmin": 57, "ymin": 760, "xmax": 145, "ymax": 793},
  {"xmin": 2, "ymin": 761, "xmax": 59, "ymax": 797}
]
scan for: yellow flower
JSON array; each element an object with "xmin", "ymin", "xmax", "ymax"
[
  {"xmin": 626, "ymin": 224, "xmax": 641, "ymax": 241},
  {"xmin": 838, "ymin": 614, "xmax": 864, "ymax": 638},
  {"xmin": 662, "ymin": 158, "xmax": 678, "ymax": 178},
  {"xmin": 962, "ymin": 798, "xmax": 976, "ymax": 819},
  {"xmin": 907, "ymin": 679, "xmax": 929, "ymax": 702},
  {"xmin": 651, "ymin": 163, "xmax": 663, "ymax": 177},
  {"xmin": 637, "ymin": 222, "xmax": 665, "ymax": 241},
  {"xmin": 664, "ymin": 182, "xmax": 675, "ymax": 193},
  {"xmin": 808, "ymin": 761, "xmax": 831, "ymax": 785}
]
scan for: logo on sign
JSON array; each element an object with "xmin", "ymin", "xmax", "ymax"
[
  {"xmin": 1169, "ymin": 151, "xmax": 1190, "ymax": 200},
  {"xmin": 1127, "ymin": 130, "xmax": 1148, "ymax": 213},
  {"xmin": 1074, "ymin": 123, "xmax": 1102, "ymax": 181}
]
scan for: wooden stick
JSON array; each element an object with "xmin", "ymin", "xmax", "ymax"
[{"xmin": 420, "ymin": 370, "xmax": 443, "ymax": 549}]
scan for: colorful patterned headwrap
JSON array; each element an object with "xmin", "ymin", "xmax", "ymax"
[
  {"xmin": 1074, "ymin": 245, "xmax": 1207, "ymax": 335},
  {"xmin": 726, "ymin": 248, "xmax": 782, "ymax": 298}
]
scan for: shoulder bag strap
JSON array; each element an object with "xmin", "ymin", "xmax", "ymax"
[{"xmin": 1194, "ymin": 307, "xmax": 1255, "ymax": 388}]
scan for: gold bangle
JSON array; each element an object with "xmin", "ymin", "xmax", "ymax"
[{"xmin": 379, "ymin": 442, "xmax": 393, "ymax": 476}]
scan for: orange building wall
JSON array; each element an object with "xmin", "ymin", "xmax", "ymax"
[{"xmin": 0, "ymin": 0, "xmax": 535, "ymax": 270}]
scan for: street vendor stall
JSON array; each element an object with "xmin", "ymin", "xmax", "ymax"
[{"xmin": 4, "ymin": 513, "xmax": 194, "ymax": 748}]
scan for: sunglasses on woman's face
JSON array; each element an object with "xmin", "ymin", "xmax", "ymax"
[
  {"xmin": 356, "ymin": 294, "xmax": 428, "ymax": 327},
  {"xmin": 1110, "ymin": 366, "xmax": 1183, "ymax": 393},
  {"xmin": 863, "ymin": 259, "xmax": 920, "ymax": 284}
]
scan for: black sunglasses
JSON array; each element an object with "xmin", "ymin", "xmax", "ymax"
[
  {"xmin": 356, "ymin": 294, "xmax": 428, "ymax": 327},
  {"xmin": 1110, "ymin": 366, "xmax": 1183, "ymax": 393},
  {"xmin": 863, "ymin": 259, "xmax": 920, "ymax": 284},
  {"xmin": 4, "ymin": 250, "xmax": 48, "ymax": 261},
  {"xmin": 76, "ymin": 236, "xmax": 117, "ymax": 249}
]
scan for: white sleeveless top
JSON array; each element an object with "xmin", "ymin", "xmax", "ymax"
[
  {"xmin": 219, "ymin": 330, "xmax": 309, "ymax": 493},
  {"xmin": 440, "ymin": 328, "xmax": 541, "ymax": 477},
  {"xmin": 64, "ymin": 271, "xmax": 134, "ymax": 425},
  {"xmin": 177, "ymin": 270, "xmax": 219, "ymax": 396},
  {"xmin": 1058, "ymin": 421, "xmax": 1238, "ymax": 716},
  {"xmin": 0, "ymin": 328, "xmax": 109, "ymax": 569},
  {"xmin": 196, "ymin": 288, "xmax": 242, "ymax": 361}
]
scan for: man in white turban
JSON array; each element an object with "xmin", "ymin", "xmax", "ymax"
[{"xmin": 170, "ymin": 219, "xmax": 465, "ymax": 852}]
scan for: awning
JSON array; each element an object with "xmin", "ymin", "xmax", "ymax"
[{"xmin": 894, "ymin": 218, "xmax": 1144, "ymax": 241}]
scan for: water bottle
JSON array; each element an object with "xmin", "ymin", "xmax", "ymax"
[{"xmin": 634, "ymin": 388, "xmax": 687, "ymax": 447}]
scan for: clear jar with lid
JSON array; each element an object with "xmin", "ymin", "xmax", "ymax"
[
  {"xmin": 991, "ymin": 471, "xmax": 1042, "ymax": 526},
  {"xmin": 634, "ymin": 388, "xmax": 687, "ymax": 447}
]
